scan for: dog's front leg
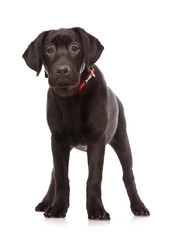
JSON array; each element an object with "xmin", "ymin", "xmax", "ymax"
[
  {"xmin": 44, "ymin": 135, "xmax": 70, "ymax": 218},
  {"xmin": 87, "ymin": 137, "xmax": 110, "ymax": 220}
]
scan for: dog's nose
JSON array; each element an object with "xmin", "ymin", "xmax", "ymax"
[{"xmin": 56, "ymin": 65, "xmax": 71, "ymax": 76}]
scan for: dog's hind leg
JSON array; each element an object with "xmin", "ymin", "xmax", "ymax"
[{"xmin": 110, "ymin": 98, "xmax": 150, "ymax": 216}]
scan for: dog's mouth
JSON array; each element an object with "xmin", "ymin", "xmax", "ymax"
[
  {"xmin": 49, "ymin": 76, "xmax": 80, "ymax": 90},
  {"xmin": 52, "ymin": 81, "xmax": 79, "ymax": 90},
  {"xmin": 56, "ymin": 81, "xmax": 71, "ymax": 89},
  {"xmin": 49, "ymin": 79, "xmax": 80, "ymax": 97},
  {"xmin": 48, "ymin": 76, "xmax": 82, "ymax": 97}
]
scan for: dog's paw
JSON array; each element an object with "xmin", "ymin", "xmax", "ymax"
[
  {"xmin": 87, "ymin": 208, "xmax": 110, "ymax": 220},
  {"xmin": 35, "ymin": 201, "xmax": 50, "ymax": 212},
  {"xmin": 131, "ymin": 203, "xmax": 150, "ymax": 216},
  {"xmin": 44, "ymin": 206, "xmax": 67, "ymax": 218}
]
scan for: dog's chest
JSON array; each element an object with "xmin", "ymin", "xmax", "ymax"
[
  {"xmin": 60, "ymin": 108, "xmax": 91, "ymax": 145},
  {"xmin": 47, "ymin": 91, "xmax": 107, "ymax": 147}
]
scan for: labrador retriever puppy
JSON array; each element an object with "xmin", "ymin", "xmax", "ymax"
[{"xmin": 23, "ymin": 27, "xmax": 150, "ymax": 220}]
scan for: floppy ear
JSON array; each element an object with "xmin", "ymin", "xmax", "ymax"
[
  {"xmin": 73, "ymin": 27, "xmax": 104, "ymax": 68},
  {"xmin": 22, "ymin": 31, "xmax": 49, "ymax": 76}
]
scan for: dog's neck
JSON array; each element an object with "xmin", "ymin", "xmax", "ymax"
[{"xmin": 78, "ymin": 66, "xmax": 95, "ymax": 91}]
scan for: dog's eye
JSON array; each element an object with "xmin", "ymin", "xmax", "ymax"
[
  {"xmin": 47, "ymin": 47, "xmax": 54, "ymax": 53},
  {"xmin": 71, "ymin": 45, "xmax": 79, "ymax": 52}
]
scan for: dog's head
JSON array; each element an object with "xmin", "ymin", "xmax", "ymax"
[{"xmin": 23, "ymin": 28, "xmax": 104, "ymax": 97}]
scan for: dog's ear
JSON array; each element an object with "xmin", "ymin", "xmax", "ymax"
[
  {"xmin": 73, "ymin": 27, "xmax": 104, "ymax": 68},
  {"xmin": 23, "ymin": 31, "xmax": 49, "ymax": 76}
]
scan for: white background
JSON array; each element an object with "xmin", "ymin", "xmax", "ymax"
[{"xmin": 0, "ymin": 0, "xmax": 174, "ymax": 239}]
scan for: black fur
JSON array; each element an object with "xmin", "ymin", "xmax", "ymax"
[{"xmin": 23, "ymin": 27, "xmax": 150, "ymax": 219}]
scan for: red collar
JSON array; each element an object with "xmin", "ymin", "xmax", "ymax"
[{"xmin": 78, "ymin": 66, "xmax": 95, "ymax": 91}]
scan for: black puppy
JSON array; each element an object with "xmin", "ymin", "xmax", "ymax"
[{"xmin": 23, "ymin": 27, "xmax": 150, "ymax": 220}]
